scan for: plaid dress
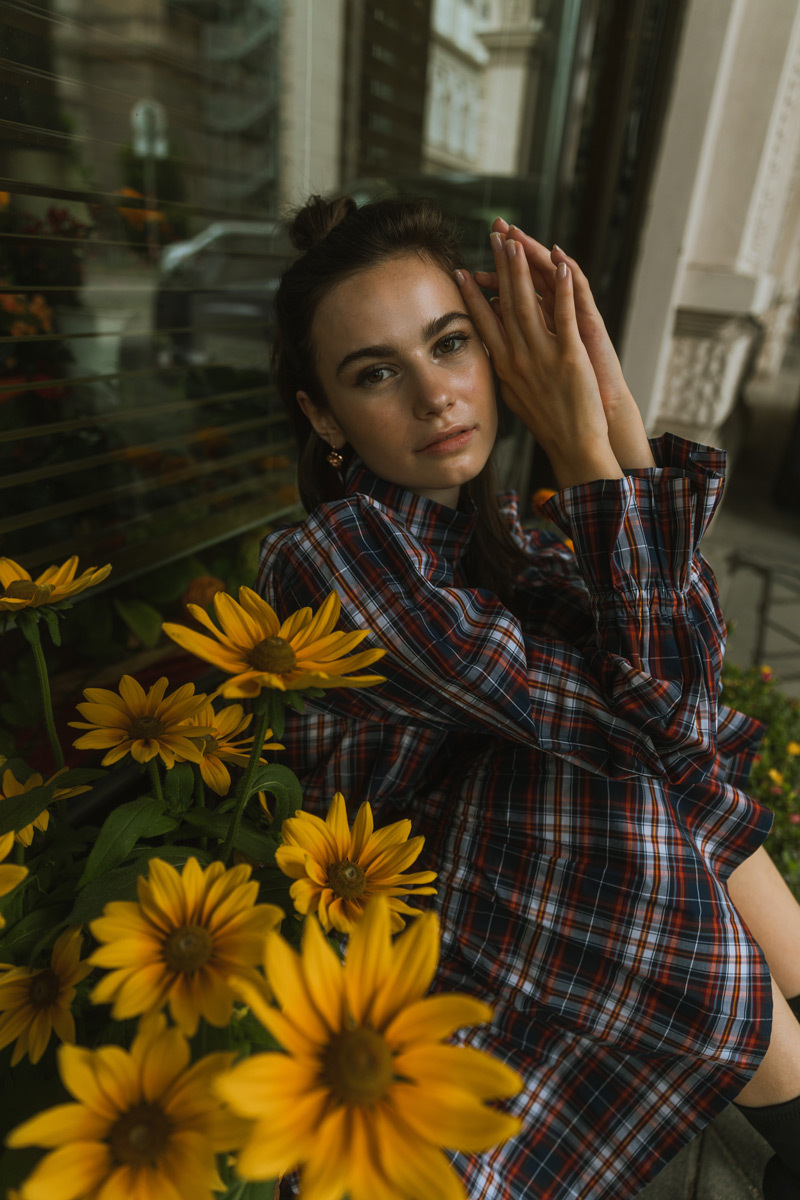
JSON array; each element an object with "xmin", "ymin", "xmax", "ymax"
[{"xmin": 256, "ymin": 434, "xmax": 773, "ymax": 1200}]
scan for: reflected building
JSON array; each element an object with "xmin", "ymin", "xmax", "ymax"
[{"xmin": 341, "ymin": 0, "xmax": 433, "ymax": 183}]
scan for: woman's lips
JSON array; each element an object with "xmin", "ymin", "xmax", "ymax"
[{"xmin": 418, "ymin": 427, "xmax": 475, "ymax": 454}]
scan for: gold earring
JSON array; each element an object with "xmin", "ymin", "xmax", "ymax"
[{"xmin": 326, "ymin": 446, "xmax": 344, "ymax": 469}]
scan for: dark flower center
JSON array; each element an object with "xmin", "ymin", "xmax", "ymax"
[
  {"xmin": 323, "ymin": 1027, "xmax": 395, "ymax": 1105},
  {"xmin": 128, "ymin": 715, "xmax": 165, "ymax": 740},
  {"xmin": 4, "ymin": 579, "xmax": 47, "ymax": 601},
  {"xmin": 28, "ymin": 968, "xmax": 60, "ymax": 1008},
  {"xmin": 109, "ymin": 1103, "xmax": 171, "ymax": 1167},
  {"xmin": 200, "ymin": 734, "xmax": 220, "ymax": 754},
  {"xmin": 327, "ymin": 859, "xmax": 366, "ymax": 901},
  {"xmin": 249, "ymin": 636, "xmax": 297, "ymax": 674},
  {"xmin": 163, "ymin": 923, "xmax": 213, "ymax": 973}
]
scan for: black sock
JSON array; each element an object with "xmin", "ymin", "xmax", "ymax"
[
  {"xmin": 736, "ymin": 1094, "xmax": 800, "ymax": 1197},
  {"xmin": 762, "ymin": 1155, "xmax": 800, "ymax": 1200},
  {"xmin": 788, "ymin": 994, "xmax": 800, "ymax": 1023}
]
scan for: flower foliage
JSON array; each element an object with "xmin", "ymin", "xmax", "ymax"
[
  {"xmin": 70, "ymin": 676, "xmax": 213, "ymax": 767},
  {"xmin": 0, "ymin": 831, "xmax": 27, "ymax": 927},
  {"xmin": 0, "ymin": 768, "xmax": 91, "ymax": 846},
  {"xmin": 89, "ymin": 857, "xmax": 283, "ymax": 1035},
  {"xmin": 721, "ymin": 662, "xmax": 800, "ymax": 889},
  {"xmin": 217, "ymin": 897, "xmax": 523, "ymax": 1200},
  {"xmin": 0, "ymin": 562, "xmax": 528, "ymax": 1200},
  {"xmin": 163, "ymin": 587, "xmax": 386, "ymax": 699},
  {"xmin": 176, "ymin": 699, "xmax": 283, "ymax": 796},
  {"xmin": 276, "ymin": 791, "xmax": 437, "ymax": 933},
  {"xmin": 0, "ymin": 556, "xmax": 111, "ymax": 613},
  {"xmin": 0, "ymin": 927, "xmax": 92, "ymax": 1065},
  {"xmin": 7, "ymin": 1013, "xmax": 245, "ymax": 1200}
]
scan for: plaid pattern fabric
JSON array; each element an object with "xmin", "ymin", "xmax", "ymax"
[{"xmin": 257, "ymin": 435, "xmax": 773, "ymax": 1200}]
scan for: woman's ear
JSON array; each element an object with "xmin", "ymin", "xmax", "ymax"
[{"xmin": 296, "ymin": 390, "xmax": 346, "ymax": 448}]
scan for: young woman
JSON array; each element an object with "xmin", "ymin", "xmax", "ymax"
[{"xmin": 256, "ymin": 195, "xmax": 800, "ymax": 1199}]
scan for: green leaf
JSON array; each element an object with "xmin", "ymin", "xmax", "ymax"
[
  {"xmin": 39, "ymin": 606, "xmax": 63, "ymax": 647},
  {"xmin": 145, "ymin": 814, "xmax": 178, "ymax": 835},
  {"xmin": 67, "ymin": 862, "xmax": 145, "ymax": 924},
  {"xmin": 181, "ymin": 810, "xmax": 279, "ymax": 865},
  {"xmin": 233, "ymin": 821, "xmax": 280, "ymax": 866},
  {"xmin": 163, "ymin": 761, "xmax": 194, "ymax": 813},
  {"xmin": 112, "ymin": 597, "xmax": 164, "ymax": 649},
  {"xmin": 67, "ymin": 846, "xmax": 211, "ymax": 926},
  {"xmin": 77, "ymin": 796, "xmax": 167, "ymax": 887},
  {"xmin": 0, "ymin": 906, "xmax": 63, "ymax": 961},
  {"xmin": 127, "ymin": 844, "xmax": 212, "ymax": 868},
  {"xmin": 54, "ymin": 767, "xmax": 107, "ymax": 788},
  {"xmin": 0, "ymin": 782, "xmax": 55, "ymax": 837},
  {"xmin": 248, "ymin": 763, "xmax": 303, "ymax": 827},
  {"xmin": 284, "ymin": 690, "xmax": 306, "ymax": 714}
]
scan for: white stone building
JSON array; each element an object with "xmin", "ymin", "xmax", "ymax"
[{"xmin": 622, "ymin": 0, "xmax": 800, "ymax": 445}]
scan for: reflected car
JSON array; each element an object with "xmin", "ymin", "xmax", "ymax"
[{"xmin": 154, "ymin": 220, "xmax": 292, "ymax": 366}]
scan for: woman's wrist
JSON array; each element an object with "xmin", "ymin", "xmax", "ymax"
[
  {"xmin": 604, "ymin": 389, "xmax": 656, "ymax": 470},
  {"xmin": 549, "ymin": 440, "xmax": 624, "ymax": 489}
]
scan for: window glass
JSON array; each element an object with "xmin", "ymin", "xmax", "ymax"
[{"xmin": 1, "ymin": 0, "xmax": 684, "ymax": 593}]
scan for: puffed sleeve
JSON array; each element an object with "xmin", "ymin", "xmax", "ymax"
[{"xmin": 257, "ymin": 435, "xmax": 729, "ymax": 784}]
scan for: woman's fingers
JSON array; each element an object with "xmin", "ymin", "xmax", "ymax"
[
  {"xmin": 454, "ymin": 268, "xmax": 508, "ymax": 363},
  {"xmin": 503, "ymin": 237, "xmax": 550, "ymax": 349},
  {"xmin": 552, "ymin": 261, "xmax": 581, "ymax": 346}
]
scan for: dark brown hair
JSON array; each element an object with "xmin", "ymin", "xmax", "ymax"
[{"xmin": 273, "ymin": 194, "xmax": 529, "ymax": 604}]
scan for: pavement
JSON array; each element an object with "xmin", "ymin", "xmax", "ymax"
[{"xmin": 636, "ymin": 347, "xmax": 800, "ymax": 1199}]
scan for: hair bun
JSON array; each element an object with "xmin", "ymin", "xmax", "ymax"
[{"xmin": 289, "ymin": 195, "xmax": 357, "ymax": 252}]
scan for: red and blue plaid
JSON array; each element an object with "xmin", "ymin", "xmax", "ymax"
[{"xmin": 257, "ymin": 434, "xmax": 772, "ymax": 1200}]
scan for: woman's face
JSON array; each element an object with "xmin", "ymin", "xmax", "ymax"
[{"xmin": 298, "ymin": 253, "xmax": 498, "ymax": 507}]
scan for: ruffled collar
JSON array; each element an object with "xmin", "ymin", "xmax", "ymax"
[{"xmin": 344, "ymin": 459, "xmax": 477, "ymax": 565}]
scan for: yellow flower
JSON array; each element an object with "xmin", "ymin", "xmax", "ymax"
[
  {"xmin": 787, "ymin": 741, "xmax": 800, "ymax": 757},
  {"xmin": 0, "ymin": 555, "xmax": 111, "ymax": 612},
  {"xmin": 162, "ymin": 587, "xmax": 386, "ymax": 699},
  {"xmin": 0, "ymin": 831, "xmax": 28, "ymax": 927},
  {"xmin": 176, "ymin": 700, "xmax": 283, "ymax": 796},
  {"xmin": 216, "ymin": 897, "xmax": 523, "ymax": 1198},
  {"xmin": 0, "ymin": 768, "xmax": 90, "ymax": 847},
  {"xmin": 276, "ymin": 792, "xmax": 437, "ymax": 934},
  {"xmin": 69, "ymin": 675, "xmax": 213, "ymax": 767},
  {"xmin": 89, "ymin": 856, "xmax": 283, "ymax": 1035},
  {"xmin": 0, "ymin": 927, "xmax": 92, "ymax": 1066},
  {"xmin": 768, "ymin": 768, "xmax": 784, "ymax": 786},
  {"xmin": 7, "ymin": 1012, "xmax": 246, "ymax": 1200}
]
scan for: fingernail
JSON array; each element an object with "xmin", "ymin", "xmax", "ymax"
[
  {"xmin": 553, "ymin": 243, "xmax": 564, "ymax": 255},
  {"xmin": 454, "ymin": 269, "xmax": 465, "ymax": 285},
  {"xmin": 557, "ymin": 261, "xmax": 567, "ymax": 280},
  {"xmin": 490, "ymin": 232, "xmax": 503, "ymax": 252},
  {"xmin": 506, "ymin": 240, "xmax": 517, "ymax": 258}
]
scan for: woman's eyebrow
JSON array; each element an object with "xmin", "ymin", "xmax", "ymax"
[
  {"xmin": 335, "ymin": 311, "xmax": 473, "ymax": 377},
  {"xmin": 420, "ymin": 310, "xmax": 473, "ymax": 342}
]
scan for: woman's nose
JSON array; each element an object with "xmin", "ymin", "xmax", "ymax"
[{"xmin": 412, "ymin": 365, "xmax": 452, "ymax": 416}]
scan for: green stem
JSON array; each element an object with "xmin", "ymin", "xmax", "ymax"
[
  {"xmin": 194, "ymin": 765, "xmax": 207, "ymax": 852},
  {"xmin": 220, "ymin": 702, "xmax": 271, "ymax": 865},
  {"xmin": 194, "ymin": 765, "xmax": 206, "ymax": 808},
  {"xmin": 149, "ymin": 760, "xmax": 165, "ymax": 807},
  {"xmin": 15, "ymin": 841, "xmax": 24, "ymax": 865},
  {"xmin": 26, "ymin": 620, "xmax": 64, "ymax": 776}
]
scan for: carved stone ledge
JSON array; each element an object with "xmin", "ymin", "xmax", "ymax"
[{"xmin": 655, "ymin": 310, "xmax": 761, "ymax": 444}]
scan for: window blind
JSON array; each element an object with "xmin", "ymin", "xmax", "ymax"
[{"xmin": 0, "ymin": 0, "xmax": 298, "ymax": 590}]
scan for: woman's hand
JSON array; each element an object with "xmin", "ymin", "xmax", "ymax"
[
  {"xmin": 473, "ymin": 219, "xmax": 655, "ymax": 470},
  {"xmin": 456, "ymin": 229, "xmax": 623, "ymax": 489}
]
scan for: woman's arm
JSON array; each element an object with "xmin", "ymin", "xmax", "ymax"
[{"xmin": 258, "ymin": 442, "xmax": 727, "ymax": 786}]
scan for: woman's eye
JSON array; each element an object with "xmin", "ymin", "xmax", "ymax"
[
  {"xmin": 436, "ymin": 332, "xmax": 469, "ymax": 355},
  {"xmin": 356, "ymin": 365, "xmax": 394, "ymax": 387}
]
